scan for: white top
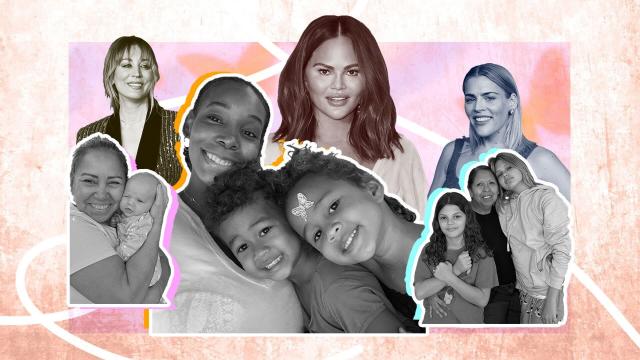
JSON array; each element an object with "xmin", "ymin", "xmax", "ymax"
[
  {"xmin": 264, "ymin": 134, "xmax": 427, "ymax": 216},
  {"xmin": 150, "ymin": 197, "xmax": 304, "ymax": 333}
]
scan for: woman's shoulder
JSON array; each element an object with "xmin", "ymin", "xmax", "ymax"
[
  {"xmin": 436, "ymin": 137, "xmax": 466, "ymax": 162},
  {"xmin": 157, "ymin": 104, "xmax": 177, "ymax": 119},
  {"xmin": 527, "ymin": 184, "xmax": 567, "ymax": 207},
  {"xmin": 390, "ymin": 135, "xmax": 423, "ymax": 161},
  {"xmin": 527, "ymin": 145, "xmax": 564, "ymax": 171},
  {"xmin": 76, "ymin": 114, "xmax": 113, "ymax": 141}
]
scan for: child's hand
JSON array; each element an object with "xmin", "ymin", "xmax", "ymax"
[
  {"xmin": 149, "ymin": 184, "xmax": 168, "ymax": 221},
  {"xmin": 433, "ymin": 262, "xmax": 454, "ymax": 283},
  {"xmin": 426, "ymin": 295, "xmax": 448, "ymax": 318},
  {"xmin": 452, "ymin": 251, "xmax": 471, "ymax": 276}
]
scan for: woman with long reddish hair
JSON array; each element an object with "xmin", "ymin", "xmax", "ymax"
[{"xmin": 265, "ymin": 15, "xmax": 426, "ymax": 215}]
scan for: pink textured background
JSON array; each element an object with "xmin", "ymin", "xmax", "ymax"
[{"xmin": 1, "ymin": 1, "xmax": 639, "ymax": 359}]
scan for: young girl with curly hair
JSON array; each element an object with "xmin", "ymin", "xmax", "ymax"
[
  {"xmin": 413, "ymin": 192, "xmax": 498, "ymax": 324},
  {"xmin": 277, "ymin": 144, "xmax": 423, "ymax": 324}
]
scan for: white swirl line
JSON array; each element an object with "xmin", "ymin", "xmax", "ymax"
[
  {"xmin": 350, "ymin": 0, "xmax": 369, "ymax": 17},
  {"xmin": 397, "ymin": 116, "xmax": 449, "ymax": 146},
  {"xmin": 15, "ymin": 234, "xmax": 129, "ymax": 360},
  {"xmin": 257, "ymin": 37, "xmax": 290, "ymax": 62},
  {"xmin": 0, "ymin": 308, "xmax": 94, "ymax": 326},
  {"xmin": 570, "ymin": 263, "xmax": 640, "ymax": 348}
]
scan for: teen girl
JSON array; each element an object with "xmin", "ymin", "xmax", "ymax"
[
  {"xmin": 266, "ymin": 15, "xmax": 426, "ymax": 214},
  {"xmin": 413, "ymin": 192, "xmax": 498, "ymax": 324},
  {"xmin": 489, "ymin": 151, "xmax": 571, "ymax": 324}
]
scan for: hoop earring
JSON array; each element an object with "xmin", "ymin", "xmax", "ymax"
[
  {"xmin": 509, "ymin": 109, "xmax": 515, "ymax": 116},
  {"xmin": 183, "ymin": 138, "xmax": 190, "ymax": 147}
]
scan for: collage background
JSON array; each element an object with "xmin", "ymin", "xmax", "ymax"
[{"xmin": 1, "ymin": 0, "xmax": 639, "ymax": 358}]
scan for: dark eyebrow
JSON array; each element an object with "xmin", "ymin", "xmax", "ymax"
[
  {"xmin": 247, "ymin": 114, "xmax": 265, "ymax": 126},
  {"xmin": 206, "ymin": 101, "xmax": 264, "ymax": 125},
  {"xmin": 79, "ymin": 173, "xmax": 98, "ymax": 178},
  {"xmin": 311, "ymin": 62, "xmax": 334, "ymax": 69},
  {"xmin": 107, "ymin": 175, "xmax": 125, "ymax": 180},
  {"xmin": 481, "ymin": 91, "xmax": 500, "ymax": 96},
  {"xmin": 344, "ymin": 63, "xmax": 359, "ymax": 69},
  {"xmin": 249, "ymin": 215, "xmax": 269, "ymax": 229},
  {"xmin": 208, "ymin": 101, "xmax": 231, "ymax": 109}
]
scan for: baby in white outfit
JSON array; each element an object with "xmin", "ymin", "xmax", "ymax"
[{"xmin": 112, "ymin": 172, "xmax": 162, "ymax": 286}]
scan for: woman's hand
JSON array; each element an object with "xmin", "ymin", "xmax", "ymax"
[
  {"xmin": 149, "ymin": 184, "xmax": 168, "ymax": 221},
  {"xmin": 542, "ymin": 287, "xmax": 562, "ymax": 324},
  {"xmin": 452, "ymin": 251, "xmax": 471, "ymax": 276},
  {"xmin": 541, "ymin": 298, "xmax": 558, "ymax": 324},
  {"xmin": 426, "ymin": 295, "xmax": 448, "ymax": 318},
  {"xmin": 433, "ymin": 262, "xmax": 454, "ymax": 284},
  {"xmin": 556, "ymin": 287, "xmax": 565, "ymax": 322}
]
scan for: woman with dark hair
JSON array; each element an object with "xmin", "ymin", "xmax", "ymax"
[
  {"xmin": 76, "ymin": 36, "xmax": 182, "ymax": 186},
  {"xmin": 413, "ymin": 191, "xmax": 498, "ymax": 324},
  {"xmin": 69, "ymin": 134, "xmax": 170, "ymax": 304},
  {"xmin": 429, "ymin": 63, "xmax": 570, "ymax": 200},
  {"xmin": 266, "ymin": 15, "xmax": 426, "ymax": 214}
]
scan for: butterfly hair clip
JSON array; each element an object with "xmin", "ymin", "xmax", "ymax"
[{"xmin": 291, "ymin": 193, "xmax": 314, "ymax": 222}]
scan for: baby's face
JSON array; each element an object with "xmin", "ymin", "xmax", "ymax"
[
  {"xmin": 120, "ymin": 174, "xmax": 156, "ymax": 217},
  {"xmin": 217, "ymin": 197, "xmax": 301, "ymax": 281}
]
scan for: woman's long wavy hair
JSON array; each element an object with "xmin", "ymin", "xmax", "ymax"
[
  {"xmin": 423, "ymin": 192, "xmax": 491, "ymax": 268},
  {"xmin": 103, "ymin": 36, "xmax": 160, "ymax": 112},
  {"xmin": 488, "ymin": 152, "xmax": 540, "ymax": 202},
  {"xmin": 463, "ymin": 63, "xmax": 522, "ymax": 153},
  {"xmin": 274, "ymin": 15, "xmax": 402, "ymax": 162}
]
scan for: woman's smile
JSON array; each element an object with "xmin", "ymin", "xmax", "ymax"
[
  {"xmin": 202, "ymin": 149, "xmax": 234, "ymax": 167},
  {"xmin": 325, "ymin": 95, "xmax": 351, "ymax": 107},
  {"xmin": 126, "ymin": 81, "xmax": 144, "ymax": 91}
]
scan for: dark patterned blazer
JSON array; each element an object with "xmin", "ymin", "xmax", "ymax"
[{"xmin": 76, "ymin": 100, "xmax": 183, "ymax": 186}]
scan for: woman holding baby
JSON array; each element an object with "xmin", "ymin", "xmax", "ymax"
[{"xmin": 69, "ymin": 134, "xmax": 171, "ymax": 304}]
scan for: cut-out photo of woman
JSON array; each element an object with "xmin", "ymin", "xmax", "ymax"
[
  {"xmin": 264, "ymin": 15, "xmax": 427, "ymax": 215},
  {"xmin": 76, "ymin": 36, "xmax": 182, "ymax": 186}
]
